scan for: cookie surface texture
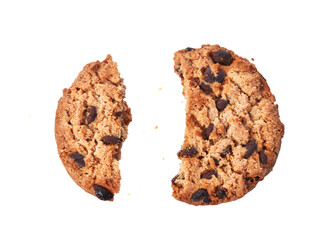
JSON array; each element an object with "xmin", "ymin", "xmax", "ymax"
[
  {"xmin": 55, "ymin": 55, "xmax": 131, "ymax": 201},
  {"xmin": 172, "ymin": 45, "xmax": 284, "ymax": 205}
]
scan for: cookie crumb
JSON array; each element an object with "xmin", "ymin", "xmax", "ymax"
[
  {"xmin": 251, "ymin": 58, "xmax": 255, "ymax": 61},
  {"xmin": 158, "ymin": 87, "xmax": 162, "ymax": 91},
  {"xmin": 154, "ymin": 125, "xmax": 158, "ymax": 129}
]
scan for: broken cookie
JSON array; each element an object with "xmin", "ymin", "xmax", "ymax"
[
  {"xmin": 172, "ymin": 45, "xmax": 284, "ymax": 205},
  {"xmin": 55, "ymin": 55, "xmax": 131, "ymax": 201}
]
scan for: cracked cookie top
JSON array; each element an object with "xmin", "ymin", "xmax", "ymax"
[
  {"xmin": 55, "ymin": 55, "xmax": 131, "ymax": 201},
  {"xmin": 172, "ymin": 45, "xmax": 284, "ymax": 205}
]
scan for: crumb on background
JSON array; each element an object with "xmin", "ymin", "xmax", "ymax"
[
  {"xmin": 251, "ymin": 58, "xmax": 255, "ymax": 61},
  {"xmin": 154, "ymin": 125, "xmax": 158, "ymax": 129},
  {"xmin": 158, "ymin": 87, "xmax": 162, "ymax": 91}
]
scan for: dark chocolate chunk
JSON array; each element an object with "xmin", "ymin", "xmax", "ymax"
[
  {"xmin": 202, "ymin": 123, "xmax": 214, "ymax": 140},
  {"xmin": 201, "ymin": 169, "xmax": 218, "ymax": 179},
  {"xmin": 220, "ymin": 145, "xmax": 232, "ymax": 158},
  {"xmin": 243, "ymin": 139, "xmax": 257, "ymax": 158},
  {"xmin": 216, "ymin": 99, "xmax": 229, "ymax": 111},
  {"xmin": 191, "ymin": 189, "xmax": 209, "ymax": 202},
  {"xmin": 185, "ymin": 47, "xmax": 195, "ymax": 52},
  {"xmin": 93, "ymin": 184, "xmax": 114, "ymax": 201},
  {"xmin": 246, "ymin": 177, "xmax": 254, "ymax": 183},
  {"xmin": 218, "ymin": 188, "xmax": 227, "ymax": 199},
  {"xmin": 101, "ymin": 135, "xmax": 122, "ymax": 145},
  {"xmin": 178, "ymin": 146, "xmax": 198, "ymax": 158},
  {"xmin": 214, "ymin": 69, "xmax": 226, "ymax": 83},
  {"xmin": 114, "ymin": 111, "xmax": 122, "ymax": 120},
  {"xmin": 212, "ymin": 49, "xmax": 233, "ymax": 66},
  {"xmin": 171, "ymin": 175, "xmax": 179, "ymax": 185},
  {"xmin": 203, "ymin": 198, "xmax": 211, "ymax": 204},
  {"xmin": 259, "ymin": 150, "xmax": 268, "ymax": 164},
  {"xmin": 203, "ymin": 68, "xmax": 226, "ymax": 84},
  {"xmin": 87, "ymin": 106, "xmax": 97, "ymax": 124},
  {"xmin": 199, "ymin": 82, "xmax": 213, "ymax": 94},
  {"xmin": 203, "ymin": 67, "xmax": 216, "ymax": 83},
  {"xmin": 69, "ymin": 152, "xmax": 85, "ymax": 168},
  {"xmin": 213, "ymin": 158, "xmax": 220, "ymax": 166}
]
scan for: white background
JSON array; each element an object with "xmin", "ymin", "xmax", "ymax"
[{"xmin": 1, "ymin": 0, "xmax": 321, "ymax": 239}]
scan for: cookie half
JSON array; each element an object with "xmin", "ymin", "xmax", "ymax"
[
  {"xmin": 55, "ymin": 55, "xmax": 131, "ymax": 201},
  {"xmin": 172, "ymin": 45, "xmax": 284, "ymax": 205}
]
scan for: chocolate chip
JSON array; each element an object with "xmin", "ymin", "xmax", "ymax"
[
  {"xmin": 203, "ymin": 67, "xmax": 216, "ymax": 83},
  {"xmin": 202, "ymin": 123, "xmax": 214, "ymax": 140},
  {"xmin": 243, "ymin": 139, "xmax": 257, "ymax": 158},
  {"xmin": 201, "ymin": 169, "xmax": 218, "ymax": 179},
  {"xmin": 199, "ymin": 82, "xmax": 213, "ymax": 94},
  {"xmin": 69, "ymin": 152, "xmax": 85, "ymax": 168},
  {"xmin": 220, "ymin": 145, "xmax": 232, "ymax": 158},
  {"xmin": 194, "ymin": 75, "xmax": 215, "ymax": 94},
  {"xmin": 259, "ymin": 150, "xmax": 268, "ymax": 164},
  {"xmin": 213, "ymin": 158, "xmax": 220, "ymax": 166},
  {"xmin": 185, "ymin": 47, "xmax": 195, "ymax": 52},
  {"xmin": 203, "ymin": 198, "xmax": 211, "ymax": 204},
  {"xmin": 216, "ymin": 99, "xmax": 229, "ymax": 111},
  {"xmin": 87, "ymin": 106, "xmax": 97, "ymax": 124},
  {"xmin": 212, "ymin": 49, "xmax": 233, "ymax": 66},
  {"xmin": 218, "ymin": 188, "xmax": 227, "ymax": 199},
  {"xmin": 101, "ymin": 135, "xmax": 122, "ymax": 145},
  {"xmin": 93, "ymin": 184, "xmax": 114, "ymax": 201},
  {"xmin": 203, "ymin": 68, "xmax": 226, "ymax": 84},
  {"xmin": 114, "ymin": 111, "xmax": 122, "ymax": 120},
  {"xmin": 191, "ymin": 189, "xmax": 209, "ymax": 202},
  {"xmin": 178, "ymin": 146, "xmax": 198, "ymax": 158},
  {"xmin": 171, "ymin": 175, "xmax": 179, "ymax": 185},
  {"xmin": 215, "ymin": 69, "xmax": 226, "ymax": 83},
  {"xmin": 246, "ymin": 177, "xmax": 254, "ymax": 183}
]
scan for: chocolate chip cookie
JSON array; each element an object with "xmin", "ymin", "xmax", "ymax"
[
  {"xmin": 172, "ymin": 45, "xmax": 284, "ymax": 205},
  {"xmin": 55, "ymin": 55, "xmax": 131, "ymax": 201}
]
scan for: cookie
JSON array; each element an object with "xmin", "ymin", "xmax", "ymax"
[
  {"xmin": 55, "ymin": 55, "xmax": 131, "ymax": 201},
  {"xmin": 172, "ymin": 45, "xmax": 284, "ymax": 205}
]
